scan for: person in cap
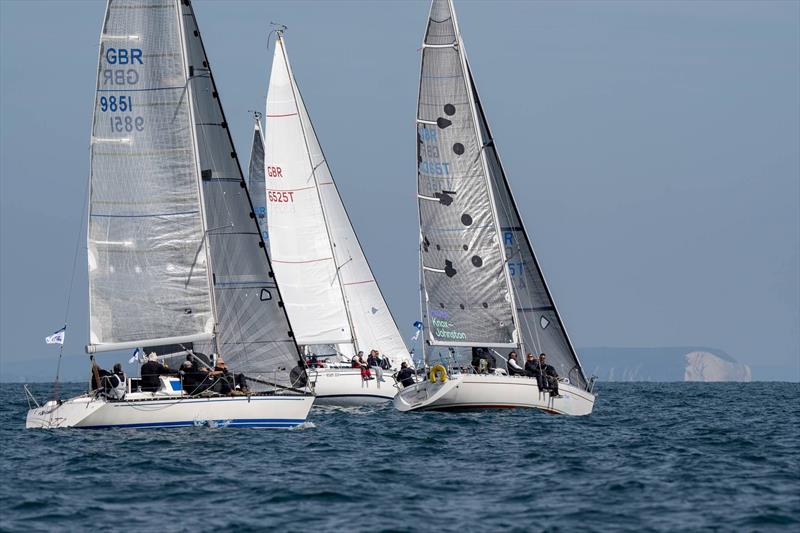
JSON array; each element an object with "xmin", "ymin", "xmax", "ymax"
[
  {"xmin": 140, "ymin": 352, "xmax": 173, "ymax": 393},
  {"xmin": 396, "ymin": 361, "xmax": 415, "ymax": 388},
  {"xmin": 180, "ymin": 359, "xmax": 207, "ymax": 395}
]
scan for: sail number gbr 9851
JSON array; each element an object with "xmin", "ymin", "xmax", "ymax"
[
  {"xmin": 100, "ymin": 96, "xmax": 143, "ymax": 131},
  {"xmin": 101, "ymin": 48, "xmax": 145, "ymax": 133}
]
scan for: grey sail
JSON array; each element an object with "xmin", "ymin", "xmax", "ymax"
[
  {"xmin": 180, "ymin": 2, "xmax": 301, "ymax": 383},
  {"xmin": 247, "ymin": 115, "xmax": 268, "ymax": 244},
  {"xmin": 469, "ymin": 64, "xmax": 589, "ymax": 389},
  {"xmin": 87, "ymin": 0, "xmax": 214, "ymax": 353},
  {"xmin": 417, "ymin": 0, "xmax": 517, "ymax": 347}
]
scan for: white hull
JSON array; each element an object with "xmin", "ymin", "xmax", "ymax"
[
  {"xmin": 310, "ymin": 368, "xmax": 397, "ymax": 406},
  {"xmin": 26, "ymin": 393, "xmax": 314, "ymax": 429},
  {"xmin": 393, "ymin": 373, "xmax": 595, "ymax": 416}
]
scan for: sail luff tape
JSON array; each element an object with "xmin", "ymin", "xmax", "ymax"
[{"xmin": 101, "ymin": 35, "xmax": 140, "ymax": 41}]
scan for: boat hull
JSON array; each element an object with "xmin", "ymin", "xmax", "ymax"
[
  {"xmin": 393, "ymin": 374, "xmax": 595, "ymax": 416},
  {"xmin": 310, "ymin": 368, "xmax": 397, "ymax": 406},
  {"xmin": 26, "ymin": 394, "xmax": 315, "ymax": 429}
]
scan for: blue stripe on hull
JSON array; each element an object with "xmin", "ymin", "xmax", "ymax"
[{"xmin": 79, "ymin": 418, "xmax": 305, "ymax": 430}]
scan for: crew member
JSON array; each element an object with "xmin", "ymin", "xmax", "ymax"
[
  {"xmin": 105, "ymin": 362, "xmax": 126, "ymax": 399},
  {"xmin": 524, "ymin": 352, "xmax": 545, "ymax": 391},
  {"xmin": 538, "ymin": 353, "xmax": 560, "ymax": 396},
  {"xmin": 507, "ymin": 351, "xmax": 525, "ymax": 376},
  {"xmin": 140, "ymin": 353, "xmax": 172, "ymax": 392},
  {"xmin": 396, "ymin": 362, "xmax": 415, "ymax": 388}
]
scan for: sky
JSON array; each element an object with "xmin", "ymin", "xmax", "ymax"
[{"xmin": 1, "ymin": 0, "xmax": 798, "ymax": 382}]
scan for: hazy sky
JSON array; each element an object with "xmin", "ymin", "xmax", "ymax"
[{"xmin": 1, "ymin": 0, "xmax": 798, "ymax": 381}]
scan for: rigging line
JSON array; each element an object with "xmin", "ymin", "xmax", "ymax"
[{"xmin": 53, "ymin": 169, "xmax": 91, "ymax": 401}]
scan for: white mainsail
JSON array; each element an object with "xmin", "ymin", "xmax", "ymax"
[
  {"xmin": 87, "ymin": 0, "xmax": 214, "ymax": 353},
  {"xmin": 416, "ymin": 0, "xmax": 518, "ymax": 349},
  {"xmin": 264, "ymin": 33, "xmax": 410, "ymax": 365},
  {"xmin": 87, "ymin": 0, "xmax": 303, "ymax": 385}
]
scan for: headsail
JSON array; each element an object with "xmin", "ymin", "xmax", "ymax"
[
  {"xmin": 87, "ymin": 0, "xmax": 214, "ymax": 353},
  {"xmin": 264, "ymin": 34, "xmax": 353, "ymax": 347},
  {"xmin": 469, "ymin": 64, "xmax": 589, "ymax": 389},
  {"xmin": 247, "ymin": 114, "xmax": 268, "ymax": 244},
  {"xmin": 180, "ymin": 2, "xmax": 301, "ymax": 381},
  {"xmin": 417, "ymin": 0, "xmax": 517, "ymax": 348},
  {"xmin": 265, "ymin": 33, "xmax": 410, "ymax": 364}
]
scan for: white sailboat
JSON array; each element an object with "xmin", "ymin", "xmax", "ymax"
[
  {"xmin": 261, "ymin": 31, "xmax": 413, "ymax": 405},
  {"xmin": 394, "ymin": 0, "xmax": 596, "ymax": 415},
  {"xmin": 26, "ymin": 0, "xmax": 314, "ymax": 429}
]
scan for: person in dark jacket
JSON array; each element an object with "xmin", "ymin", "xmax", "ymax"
[
  {"xmin": 524, "ymin": 352, "xmax": 545, "ymax": 391},
  {"xmin": 180, "ymin": 360, "xmax": 208, "ymax": 395},
  {"xmin": 396, "ymin": 362, "xmax": 415, "ymax": 388},
  {"xmin": 471, "ymin": 347, "xmax": 492, "ymax": 374},
  {"xmin": 538, "ymin": 353, "xmax": 560, "ymax": 396},
  {"xmin": 90, "ymin": 359, "xmax": 112, "ymax": 391},
  {"xmin": 140, "ymin": 353, "xmax": 172, "ymax": 392}
]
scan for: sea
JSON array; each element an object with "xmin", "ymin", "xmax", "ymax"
[{"xmin": 0, "ymin": 382, "xmax": 797, "ymax": 532}]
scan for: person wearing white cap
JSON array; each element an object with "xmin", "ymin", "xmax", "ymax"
[{"xmin": 140, "ymin": 351, "xmax": 172, "ymax": 392}]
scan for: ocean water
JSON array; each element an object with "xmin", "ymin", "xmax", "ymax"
[{"xmin": 0, "ymin": 382, "xmax": 797, "ymax": 532}]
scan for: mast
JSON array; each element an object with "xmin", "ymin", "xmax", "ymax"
[{"xmin": 177, "ymin": 0, "xmax": 220, "ymax": 355}]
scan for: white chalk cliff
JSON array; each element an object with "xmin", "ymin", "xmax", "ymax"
[{"xmin": 684, "ymin": 351, "xmax": 752, "ymax": 382}]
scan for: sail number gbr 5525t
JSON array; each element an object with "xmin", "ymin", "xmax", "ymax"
[{"xmin": 100, "ymin": 47, "xmax": 144, "ymax": 134}]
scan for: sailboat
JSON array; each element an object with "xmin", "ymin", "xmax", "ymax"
[
  {"xmin": 394, "ymin": 0, "xmax": 596, "ymax": 415},
  {"xmin": 26, "ymin": 0, "xmax": 314, "ymax": 429},
  {"xmin": 261, "ymin": 31, "xmax": 413, "ymax": 405}
]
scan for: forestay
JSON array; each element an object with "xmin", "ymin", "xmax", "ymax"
[
  {"xmin": 87, "ymin": 0, "xmax": 214, "ymax": 353},
  {"xmin": 247, "ymin": 115, "xmax": 268, "ymax": 243},
  {"xmin": 181, "ymin": 2, "xmax": 301, "ymax": 381},
  {"xmin": 417, "ymin": 0, "xmax": 517, "ymax": 348},
  {"xmin": 470, "ymin": 65, "xmax": 589, "ymax": 389}
]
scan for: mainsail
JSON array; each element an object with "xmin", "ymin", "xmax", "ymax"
[
  {"xmin": 417, "ymin": 0, "xmax": 517, "ymax": 348},
  {"xmin": 87, "ymin": 0, "xmax": 214, "ymax": 353},
  {"xmin": 180, "ymin": 2, "xmax": 301, "ymax": 380},
  {"xmin": 265, "ymin": 33, "xmax": 410, "ymax": 365},
  {"xmin": 247, "ymin": 114, "xmax": 268, "ymax": 243},
  {"xmin": 417, "ymin": 0, "xmax": 589, "ymax": 388}
]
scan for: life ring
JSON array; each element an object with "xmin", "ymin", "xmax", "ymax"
[{"xmin": 429, "ymin": 365, "xmax": 447, "ymax": 384}]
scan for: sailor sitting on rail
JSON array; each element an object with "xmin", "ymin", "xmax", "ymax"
[{"xmin": 506, "ymin": 351, "xmax": 526, "ymax": 376}]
